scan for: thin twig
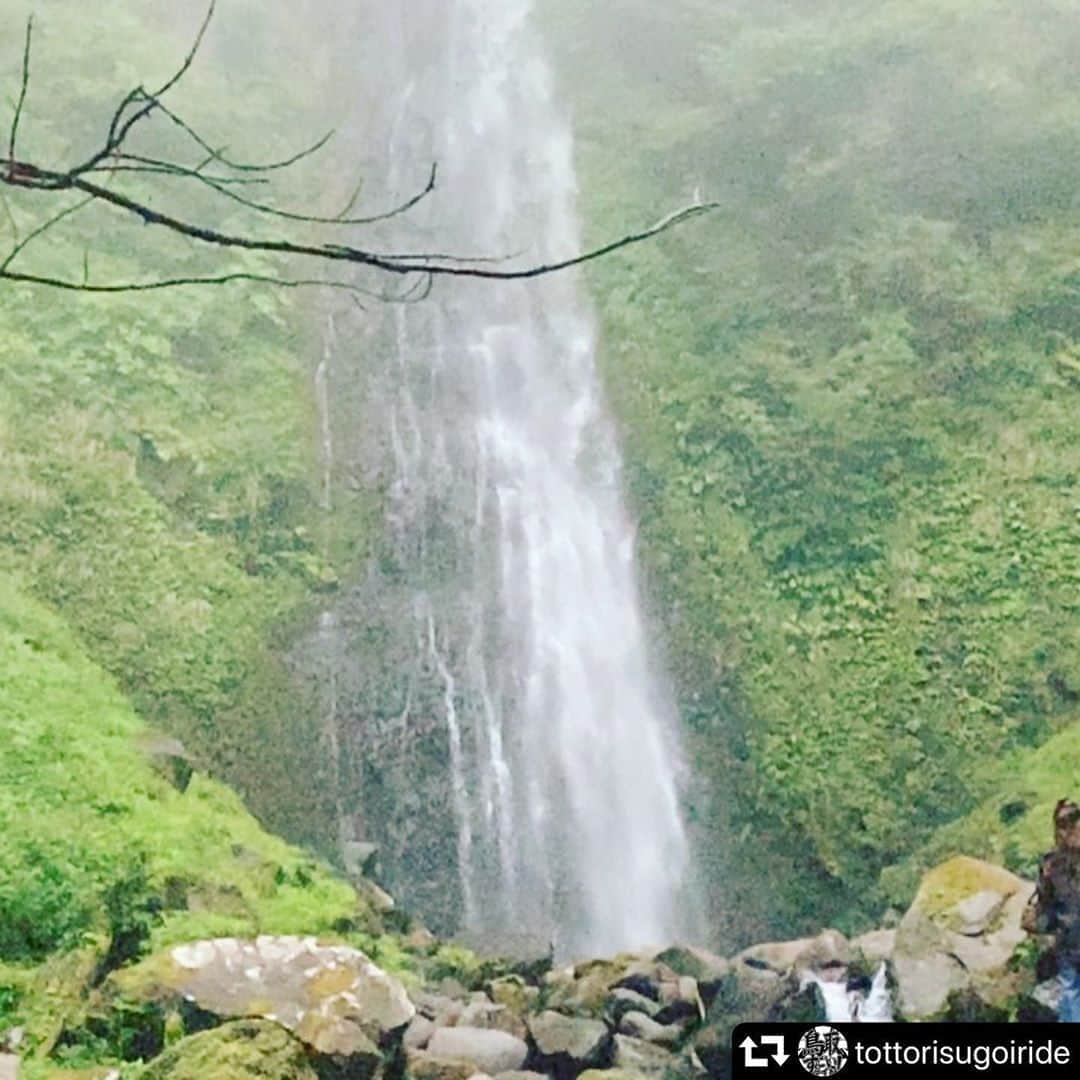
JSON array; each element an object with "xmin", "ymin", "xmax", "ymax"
[
  {"xmin": 0, "ymin": 194, "xmax": 94, "ymax": 273},
  {"xmin": 74, "ymin": 2, "xmax": 216, "ymax": 176},
  {"xmin": 8, "ymin": 16, "xmax": 32, "ymax": 163},
  {"xmin": 153, "ymin": 100, "xmax": 335, "ymax": 174}
]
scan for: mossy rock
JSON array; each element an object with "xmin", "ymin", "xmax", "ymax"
[
  {"xmin": 136, "ymin": 1020, "xmax": 319, "ymax": 1079},
  {"xmin": 909, "ymin": 857, "xmax": 1027, "ymax": 922}
]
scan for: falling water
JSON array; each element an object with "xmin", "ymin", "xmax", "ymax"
[{"xmin": 351, "ymin": 0, "xmax": 696, "ymax": 958}]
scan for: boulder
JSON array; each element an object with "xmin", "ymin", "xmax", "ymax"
[
  {"xmin": 736, "ymin": 928, "xmax": 850, "ymax": 978},
  {"xmin": 459, "ymin": 999, "xmax": 527, "ymax": 1040},
  {"xmin": 136, "ymin": 1020, "xmax": 319, "ymax": 1079},
  {"xmin": 613, "ymin": 1034, "xmax": 676, "ymax": 1075},
  {"xmin": 116, "ymin": 936, "xmax": 413, "ymax": 1065},
  {"xmin": 892, "ymin": 857, "xmax": 1034, "ymax": 1020},
  {"xmin": 404, "ymin": 1015, "xmax": 437, "ymax": 1050},
  {"xmin": 851, "ymin": 929, "xmax": 895, "ymax": 968},
  {"xmin": 617, "ymin": 1011, "xmax": 683, "ymax": 1048},
  {"xmin": 427, "ymin": 1027, "xmax": 529, "ymax": 1074},
  {"xmin": 407, "ymin": 1050, "xmax": 482, "ymax": 1080},
  {"xmin": 652, "ymin": 946, "xmax": 729, "ymax": 983},
  {"xmin": 655, "ymin": 976, "xmax": 703, "ymax": 1024},
  {"xmin": 528, "ymin": 1011, "xmax": 610, "ymax": 1070},
  {"xmin": 488, "ymin": 976, "xmax": 539, "ymax": 1016},
  {"xmin": 605, "ymin": 988, "xmax": 661, "ymax": 1023}
]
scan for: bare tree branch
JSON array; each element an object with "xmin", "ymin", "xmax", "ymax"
[{"xmin": 0, "ymin": 2, "xmax": 718, "ymax": 296}]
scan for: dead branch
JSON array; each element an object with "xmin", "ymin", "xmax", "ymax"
[{"xmin": 1, "ymin": 3, "xmax": 716, "ymax": 295}]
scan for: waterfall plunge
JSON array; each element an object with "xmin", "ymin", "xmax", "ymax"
[{"xmin": 348, "ymin": 0, "xmax": 697, "ymax": 958}]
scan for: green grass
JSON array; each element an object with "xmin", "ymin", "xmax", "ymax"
[{"xmin": 0, "ymin": 575, "xmax": 363, "ymax": 967}]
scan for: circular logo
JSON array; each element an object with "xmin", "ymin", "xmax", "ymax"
[{"xmin": 797, "ymin": 1024, "xmax": 849, "ymax": 1077}]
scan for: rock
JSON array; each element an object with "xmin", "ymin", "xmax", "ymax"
[
  {"xmin": 137, "ymin": 1020, "xmax": 319, "ymax": 1079},
  {"xmin": 694, "ymin": 969, "xmax": 819, "ymax": 1078},
  {"xmin": 580, "ymin": 1072, "xmax": 649, "ymax": 1080},
  {"xmin": 494, "ymin": 1072, "xmax": 548, "ymax": 1080},
  {"xmin": 407, "ymin": 1050, "xmax": 483, "ymax": 1080},
  {"xmin": 613, "ymin": 1034, "xmax": 676, "ymax": 1074},
  {"xmin": 136, "ymin": 732, "xmax": 194, "ymax": 793},
  {"xmin": 736, "ymin": 928, "xmax": 850, "ymax": 978},
  {"xmin": 116, "ymin": 936, "xmax": 414, "ymax": 1065},
  {"xmin": 528, "ymin": 1011, "xmax": 610, "ymax": 1070},
  {"xmin": 892, "ymin": 857, "xmax": 1034, "ymax": 1020},
  {"xmin": 851, "ymin": 929, "xmax": 895, "ymax": 967},
  {"xmin": 0, "ymin": 1030, "xmax": 24, "ymax": 1054},
  {"xmin": 655, "ymin": 976, "xmax": 703, "ymax": 1024},
  {"xmin": 488, "ymin": 976, "xmax": 539, "ymax": 1016},
  {"xmin": 605, "ymin": 987, "xmax": 661, "ymax": 1023},
  {"xmin": 652, "ymin": 946, "xmax": 729, "ymax": 983},
  {"xmin": 356, "ymin": 877, "xmax": 397, "ymax": 914},
  {"xmin": 459, "ymin": 998, "xmax": 527, "ymax": 1040},
  {"xmin": 342, "ymin": 841, "xmax": 379, "ymax": 879},
  {"xmin": 617, "ymin": 1011, "xmax": 683, "ymax": 1048},
  {"xmin": 0, "ymin": 1056, "xmax": 16, "ymax": 1080},
  {"xmin": 405, "ymin": 925, "xmax": 440, "ymax": 952},
  {"xmin": 550, "ymin": 959, "xmax": 625, "ymax": 1015},
  {"xmin": 427, "ymin": 1027, "xmax": 529, "ymax": 1074},
  {"xmin": 414, "ymin": 992, "xmax": 465, "ymax": 1025},
  {"xmin": 405, "ymin": 1015, "xmax": 437, "ymax": 1050}
]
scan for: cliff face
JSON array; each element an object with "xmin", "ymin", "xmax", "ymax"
[{"xmin": 541, "ymin": 0, "xmax": 1080, "ymax": 940}]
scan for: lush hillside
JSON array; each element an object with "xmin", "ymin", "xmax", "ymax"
[
  {"xmin": 0, "ymin": 576, "xmax": 368, "ymax": 1059},
  {"xmin": 0, "ymin": 0, "xmax": 380, "ymax": 854},
  {"xmin": 544, "ymin": 0, "xmax": 1080, "ymax": 942}
]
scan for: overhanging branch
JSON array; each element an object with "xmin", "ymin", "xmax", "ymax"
[{"xmin": 1, "ymin": 3, "xmax": 717, "ymax": 295}]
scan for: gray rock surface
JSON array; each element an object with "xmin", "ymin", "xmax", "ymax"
[
  {"xmin": 124, "ymin": 936, "xmax": 414, "ymax": 1061},
  {"xmin": 427, "ymin": 1027, "xmax": 529, "ymax": 1074},
  {"xmin": 528, "ymin": 1010, "xmax": 610, "ymax": 1068}
]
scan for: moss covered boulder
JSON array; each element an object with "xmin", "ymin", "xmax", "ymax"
[
  {"xmin": 136, "ymin": 1020, "xmax": 318, "ymax": 1079},
  {"xmin": 116, "ymin": 937, "xmax": 413, "ymax": 1067},
  {"xmin": 892, "ymin": 856, "xmax": 1034, "ymax": 1019}
]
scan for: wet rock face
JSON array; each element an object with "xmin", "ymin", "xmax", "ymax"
[{"xmin": 120, "ymin": 936, "xmax": 414, "ymax": 1066}]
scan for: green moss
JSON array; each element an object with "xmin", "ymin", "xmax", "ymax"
[
  {"xmin": 883, "ymin": 723, "xmax": 1080, "ymax": 904},
  {"xmin": 134, "ymin": 1021, "xmax": 318, "ymax": 1080}
]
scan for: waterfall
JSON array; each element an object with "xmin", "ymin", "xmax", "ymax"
[{"xmin": 339, "ymin": 0, "xmax": 697, "ymax": 958}]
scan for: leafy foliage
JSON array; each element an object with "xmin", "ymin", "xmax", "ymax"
[
  {"xmin": 0, "ymin": 577, "xmax": 363, "ymax": 967},
  {"xmin": 546, "ymin": 0, "xmax": 1080, "ymax": 940},
  {"xmin": 0, "ymin": 0, "xmax": 379, "ymax": 851}
]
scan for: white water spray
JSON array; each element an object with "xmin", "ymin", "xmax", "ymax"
[{"xmin": 362, "ymin": 0, "xmax": 696, "ymax": 957}]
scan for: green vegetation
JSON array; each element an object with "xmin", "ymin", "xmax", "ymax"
[
  {"xmin": 546, "ymin": 0, "xmax": 1080, "ymax": 941},
  {"xmin": 0, "ymin": 574, "xmax": 411, "ymax": 1074},
  {"xmin": 0, "ymin": 0, "xmax": 380, "ymax": 852},
  {"xmin": 0, "ymin": 575, "xmax": 361, "ymax": 958}
]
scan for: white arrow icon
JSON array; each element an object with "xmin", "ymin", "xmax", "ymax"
[
  {"xmin": 762, "ymin": 1034, "xmax": 789, "ymax": 1065},
  {"xmin": 740, "ymin": 1035, "xmax": 770, "ymax": 1068}
]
